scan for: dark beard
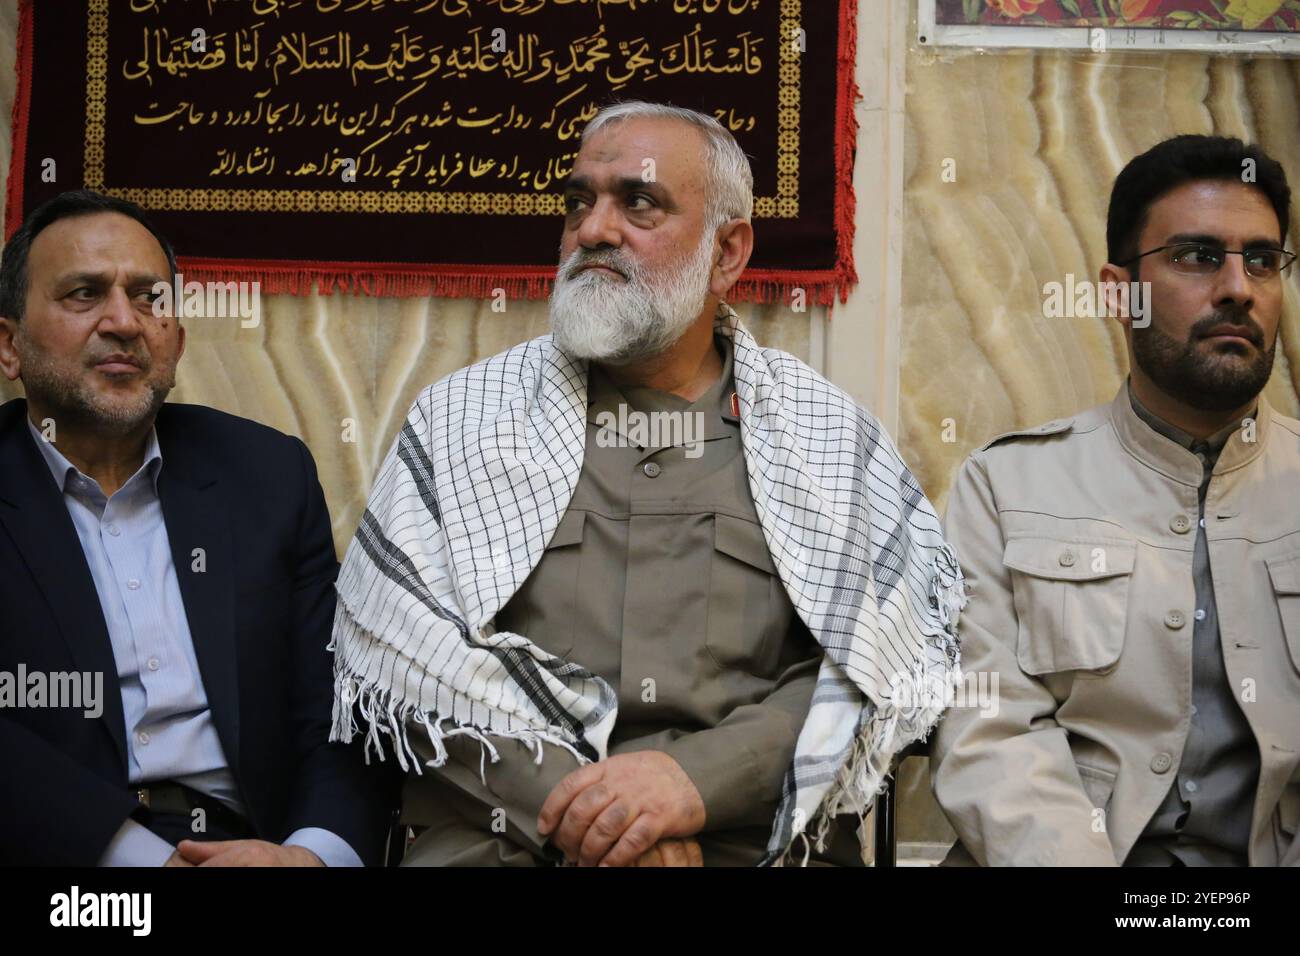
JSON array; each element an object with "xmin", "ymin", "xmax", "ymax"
[{"xmin": 1131, "ymin": 307, "xmax": 1275, "ymax": 412}]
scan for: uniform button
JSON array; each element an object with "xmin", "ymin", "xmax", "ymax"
[
  {"xmin": 1150, "ymin": 752, "xmax": 1173, "ymax": 773},
  {"xmin": 127, "ymin": 579, "xmax": 141, "ymax": 591},
  {"xmin": 1194, "ymin": 609, "xmax": 1206, "ymax": 622},
  {"xmin": 137, "ymin": 731, "xmax": 151, "ymax": 746},
  {"xmin": 1164, "ymin": 610, "xmax": 1185, "ymax": 629},
  {"xmin": 642, "ymin": 462, "xmax": 661, "ymax": 478},
  {"xmin": 1058, "ymin": 550, "xmax": 1076, "ymax": 567},
  {"xmin": 147, "ymin": 658, "xmax": 160, "ymax": 672},
  {"xmin": 1169, "ymin": 514, "xmax": 1192, "ymax": 534},
  {"xmin": 1184, "ymin": 780, "xmax": 1198, "ymax": 793}
]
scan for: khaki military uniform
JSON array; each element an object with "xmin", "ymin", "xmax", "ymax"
[{"xmin": 401, "ymin": 336, "xmax": 863, "ymax": 865}]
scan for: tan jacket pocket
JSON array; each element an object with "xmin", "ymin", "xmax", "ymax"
[
  {"xmin": 1266, "ymin": 552, "xmax": 1300, "ymax": 676},
  {"xmin": 1003, "ymin": 534, "xmax": 1135, "ymax": 676}
]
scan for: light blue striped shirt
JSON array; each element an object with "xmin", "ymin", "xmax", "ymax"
[{"xmin": 28, "ymin": 419, "xmax": 360, "ymax": 867}]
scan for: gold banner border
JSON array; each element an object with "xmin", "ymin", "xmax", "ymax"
[{"xmin": 83, "ymin": 0, "xmax": 801, "ymax": 219}]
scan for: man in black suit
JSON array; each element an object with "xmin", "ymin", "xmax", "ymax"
[{"xmin": 0, "ymin": 190, "xmax": 394, "ymax": 866}]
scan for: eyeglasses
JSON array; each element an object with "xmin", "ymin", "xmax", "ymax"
[{"xmin": 1120, "ymin": 242, "xmax": 1296, "ymax": 280}]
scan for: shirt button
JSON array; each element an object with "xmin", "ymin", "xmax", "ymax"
[
  {"xmin": 642, "ymin": 462, "xmax": 661, "ymax": 478},
  {"xmin": 127, "ymin": 579, "xmax": 141, "ymax": 591},
  {"xmin": 1058, "ymin": 550, "xmax": 1076, "ymax": 567},
  {"xmin": 1169, "ymin": 514, "xmax": 1191, "ymax": 534},
  {"xmin": 1150, "ymin": 752, "xmax": 1173, "ymax": 773},
  {"xmin": 147, "ymin": 658, "xmax": 160, "ymax": 672},
  {"xmin": 106, "ymin": 524, "xmax": 121, "ymax": 537},
  {"xmin": 137, "ymin": 731, "xmax": 151, "ymax": 746},
  {"xmin": 1164, "ymin": 610, "xmax": 1185, "ymax": 629},
  {"xmin": 1184, "ymin": 780, "xmax": 1198, "ymax": 793},
  {"xmin": 1194, "ymin": 609, "xmax": 1206, "ymax": 622},
  {"xmin": 1190, "ymin": 704, "xmax": 1198, "ymax": 716}
]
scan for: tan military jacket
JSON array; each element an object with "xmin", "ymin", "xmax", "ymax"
[{"xmin": 932, "ymin": 386, "xmax": 1300, "ymax": 866}]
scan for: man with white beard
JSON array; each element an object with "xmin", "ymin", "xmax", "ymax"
[{"xmin": 331, "ymin": 102, "xmax": 964, "ymax": 866}]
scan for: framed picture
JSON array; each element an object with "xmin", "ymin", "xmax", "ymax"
[{"xmin": 918, "ymin": 0, "xmax": 1300, "ymax": 52}]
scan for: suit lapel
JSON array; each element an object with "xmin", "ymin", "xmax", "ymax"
[
  {"xmin": 155, "ymin": 408, "xmax": 241, "ymax": 772},
  {"xmin": 0, "ymin": 400, "xmax": 129, "ymax": 773}
]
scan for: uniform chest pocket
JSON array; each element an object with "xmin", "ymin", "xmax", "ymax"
[
  {"xmin": 1002, "ymin": 534, "xmax": 1136, "ymax": 676},
  {"xmin": 1265, "ymin": 552, "xmax": 1300, "ymax": 676},
  {"xmin": 705, "ymin": 513, "xmax": 788, "ymax": 678},
  {"xmin": 495, "ymin": 509, "xmax": 586, "ymax": 660}
]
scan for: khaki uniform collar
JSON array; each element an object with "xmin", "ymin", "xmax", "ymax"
[
  {"xmin": 587, "ymin": 333, "xmax": 738, "ymax": 445},
  {"xmin": 1109, "ymin": 380, "xmax": 1271, "ymax": 486}
]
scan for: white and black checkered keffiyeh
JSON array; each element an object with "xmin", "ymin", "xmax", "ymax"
[{"xmin": 330, "ymin": 304, "xmax": 964, "ymax": 864}]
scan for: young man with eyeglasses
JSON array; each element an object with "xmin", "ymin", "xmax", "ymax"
[{"xmin": 931, "ymin": 135, "xmax": 1300, "ymax": 867}]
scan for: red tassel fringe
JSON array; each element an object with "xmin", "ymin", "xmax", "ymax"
[{"xmin": 5, "ymin": 0, "xmax": 34, "ymax": 242}]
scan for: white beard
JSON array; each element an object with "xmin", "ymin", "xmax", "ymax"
[{"xmin": 548, "ymin": 228, "xmax": 716, "ymax": 365}]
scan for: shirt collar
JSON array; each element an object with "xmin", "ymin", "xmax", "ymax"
[
  {"xmin": 1111, "ymin": 380, "xmax": 1269, "ymax": 485},
  {"xmin": 1128, "ymin": 377, "xmax": 1258, "ymax": 455},
  {"xmin": 1126, "ymin": 379, "xmax": 1249, "ymax": 455},
  {"xmin": 587, "ymin": 334, "xmax": 739, "ymax": 444},
  {"xmin": 26, "ymin": 416, "xmax": 164, "ymax": 498}
]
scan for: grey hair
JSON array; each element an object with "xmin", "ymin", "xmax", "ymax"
[{"xmin": 581, "ymin": 101, "xmax": 754, "ymax": 230}]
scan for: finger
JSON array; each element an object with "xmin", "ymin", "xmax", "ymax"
[
  {"xmin": 552, "ymin": 783, "xmax": 617, "ymax": 861},
  {"xmin": 577, "ymin": 800, "xmax": 634, "ymax": 867},
  {"xmin": 177, "ymin": 839, "xmax": 239, "ymax": 861},
  {"xmin": 685, "ymin": 839, "xmax": 704, "ymax": 867},
  {"xmin": 598, "ymin": 814, "xmax": 661, "ymax": 868},
  {"xmin": 658, "ymin": 840, "xmax": 689, "ymax": 867},
  {"xmin": 538, "ymin": 763, "xmax": 603, "ymax": 836},
  {"xmin": 636, "ymin": 844, "xmax": 665, "ymax": 867}
]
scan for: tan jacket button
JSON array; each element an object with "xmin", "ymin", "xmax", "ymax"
[
  {"xmin": 1170, "ymin": 514, "xmax": 1192, "ymax": 534},
  {"xmin": 1059, "ymin": 550, "xmax": 1076, "ymax": 567},
  {"xmin": 1164, "ymin": 610, "xmax": 1185, "ymax": 629},
  {"xmin": 1150, "ymin": 752, "xmax": 1173, "ymax": 773}
]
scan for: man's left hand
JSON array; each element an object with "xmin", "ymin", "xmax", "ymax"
[
  {"xmin": 175, "ymin": 839, "xmax": 324, "ymax": 867},
  {"xmin": 537, "ymin": 751, "xmax": 706, "ymax": 867}
]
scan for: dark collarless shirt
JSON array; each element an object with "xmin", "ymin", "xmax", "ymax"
[{"xmin": 1125, "ymin": 383, "xmax": 1260, "ymax": 867}]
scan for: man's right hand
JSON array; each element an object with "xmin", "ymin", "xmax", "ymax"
[{"xmin": 635, "ymin": 838, "xmax": 703, "ymax": 867}]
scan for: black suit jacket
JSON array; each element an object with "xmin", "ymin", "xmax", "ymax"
[{"xmin": 0, "ymin": 398, "xmax": 396, "ymax": 865}]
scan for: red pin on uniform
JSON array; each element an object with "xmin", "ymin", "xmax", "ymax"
[{"xmin": 730, "ymin": 392, "xmax": 740, "ymax": 418}]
